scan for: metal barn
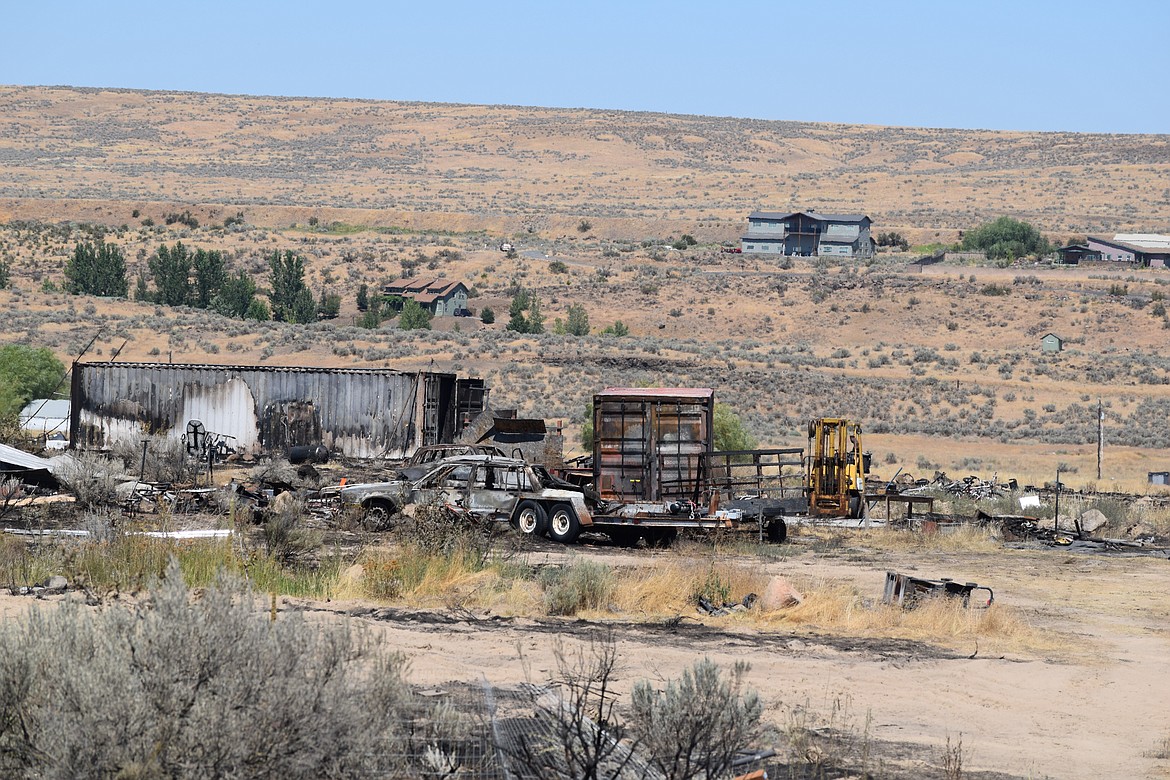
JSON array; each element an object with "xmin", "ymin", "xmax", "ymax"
[{"xmin": 70, "ymin": 362, "xmax": 487, "ymax": 459}]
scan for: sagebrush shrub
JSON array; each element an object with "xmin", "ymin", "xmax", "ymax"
[{"xmin": 0, "ymin": 559, "xmax": 458, "ymax": 779}]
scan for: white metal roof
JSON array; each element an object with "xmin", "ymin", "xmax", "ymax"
[
  {"xmin": 19, "ymin": 399, "xmax": 70, "ymax": 422},
  {"xmin": 0, "ymin": 443, "xmax": 56, "ymax": 473},
  {"xmin": 1113, "ymin": 234, "xmax": 1170, "ymax": 249}
]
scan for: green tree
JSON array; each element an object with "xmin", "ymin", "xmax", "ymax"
[
  {"xmin": 318, "ymin": 289, "xmax": 341, "ymax": 319},
  {"xmin": 356, "ymin": 283, "xmax": 369, "ymax": 312},
  {"xmin": 149, "ymin": 242, "xmax": 192, "ymax": 306},
  {"xmin": 0, "ymin": 345, "xmax": 65, "ymax": 416},
  {"xmin": 480, "ymin": 306, "xmax": 495, "ymax": 325},
  {"xmin": 961, "ymin": 217, "xmax": 1051, "ymax": 261},
  {"xmin": 579, "ymin": 403, "xmax": 594, "ymax": 453},
  {"xmin": 244, "ymin": 298, "xmax": 271, "ymax": 321},
  {"xmin": 527, "ymin": 294, "xmax": 545, "ymax": 334},
  {"xmin": 191, "ymin": 248, "xmax": 226, "ymax": 308},
  {"xmin": 212, "ymin": 271, "xmax": 259, "ymax": 318},
  {"xmin": 713, "ymin": 403, "xmax": 757, "ymax": 452},
  {"xmin": 133, "ymin": 271, "xmax": 150, "ymax": 302},
  {"xmin": 561, "ymin": 303, "xmax": 590, "ymax": 336},
  {"xmin": 0, "ymin": 258, "xmax": 9, "ymax": 289},
  {"xmin": 268, "ymin": 250, "xmax": 315, "ymax": 323},
  {"xmin": 65, "ymin": 241, "xmax": 129, "ymax": 297},
  {"xmin": 508, "ymin": 289, "xmax": 531, "ymax": 318},
  {"xmin": 601, "ymin": 320, "xmax": 629, "ymax": 337},
  {"xmin": 398, "ymin": 299, "xmax": 432, "ymax": 330}
]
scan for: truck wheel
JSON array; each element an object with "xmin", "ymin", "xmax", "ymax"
[
  {"xmin": 362, "ymin": 499, "xmax": 396, "ymax": 531},
  {"xmin": 547, "ymin": 503, "xmax": 581, "ymax": 544},
  {"xmin": 512, "ymin": 500, "xmax": 548, "ymax": 536},
  {"xmin": 848, "ymin": 495, "xmax": 862, "ymax": 519},
  {"xmin": 766, "ymin": 518, "xmax": 788, "ymax": 543}
]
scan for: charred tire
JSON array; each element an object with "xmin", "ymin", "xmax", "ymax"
[
  {"xmin": 547, "ymin": 503, "xmax": 581, "ymax": 544},
  {"xmin": 608, "ymin": 528, "xmax": 641, "ymax": 548},
  {"xmin": 512, "ymin": 500, "xmax": 548, "ymax": 536},
  {"xmin": 848, "ymin": 495, "xmax": 862, "ymax": 520},
  {"xmin": 642, "ymin": 527, "xmax": 677, "ymax": 549},
  {"xmin": 362, "ymin": 499, "xmax": 396, "ymax": 531},
  {"xmin": 766, "ymin": 518, "xmax": 788, "ymax": 544}
]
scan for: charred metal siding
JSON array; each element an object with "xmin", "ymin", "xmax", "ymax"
[{"xmin": 70, "ymin": 362, "xmax": 486, "ymax": 459}]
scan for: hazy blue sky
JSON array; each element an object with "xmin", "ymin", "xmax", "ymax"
[{"xmin": 3, "ymin": 0, "xmax": 1166, "ymax": 133}]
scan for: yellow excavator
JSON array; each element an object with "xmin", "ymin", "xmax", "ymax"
[{"xmin": 806, "ymin": 418, "xmax": 869, "ymax": 519}]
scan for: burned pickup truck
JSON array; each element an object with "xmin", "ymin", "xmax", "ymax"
[{"xmin": 338, "ymin": 455, "xmax": 593, "ymax": 539}]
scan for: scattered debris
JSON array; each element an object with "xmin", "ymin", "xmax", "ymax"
[{"xmin": 882, "ymin": 571, "xmax": 994, "ymax": 609}]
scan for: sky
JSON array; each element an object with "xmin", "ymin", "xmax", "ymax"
[{"xmin": 3, "ymin": 0, "xmax": 1167, "ymax": 134}]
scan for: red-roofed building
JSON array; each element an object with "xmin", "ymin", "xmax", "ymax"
[{"xmin": 383, "ymin": 278, "xmax": 470, "ymax": 316}]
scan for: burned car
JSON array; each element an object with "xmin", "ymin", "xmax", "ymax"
[
  {"xmin": 394, "ymin": 443, "xmax": 506, "ymax": 482},
  {"xmin": 338, "ymin": 455, "xmax": 594, "ymax": 541}
]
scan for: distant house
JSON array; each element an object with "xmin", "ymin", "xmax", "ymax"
[
  {"xmin": 741, "ymin": 211, "xmax": 875, "ymax": 258},
  {"xmin": 1085, "ymin": 235, "xmax": 1170, "ymax": 268},
  {"xmin": 383, "ymin": 278, "xmax": 470, "ymax": 316},
  {"xmin": 1055, "ymin": 244, "xmax": 1101, "ymax": 265},
  {"xmin": 1040, "ymin": 333, "xmax": 1064, "ymax": 353}
]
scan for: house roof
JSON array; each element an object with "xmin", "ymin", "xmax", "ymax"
[
  {"xmin": 1088, "ymin": 236, "xmax": 1170, "ymax": 256},
  {"xmin": 1113, "ymin": 233, "xmax": 1170, "ymax": 250},
  {"xmin": 1041, "ymin": 333, "xmax": 1063, "ymax": 341},
  {"xmin": 596, "ymin": 387, "xmax": 714, "ymax": 400},
  {"xmin": 747, "ymin": 210, "xmax": 870, "ymax": 224},
  {"xmin": 19, "ymin": 399, "xmax": 70, "ymax": 421},
  {"xmin": 384, "ymin": 278, "xmax": 465, "ymax": 297}
]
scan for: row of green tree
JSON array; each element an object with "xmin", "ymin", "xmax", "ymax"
[
  {"xmin": 504, "ymin": 288, "xmax": 627, "ymax": 337},
  {"xmin": 64, "ymin": 242, "xmax": 340, "ymax": 324}
]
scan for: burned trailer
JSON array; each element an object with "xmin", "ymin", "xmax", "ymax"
[
  {"xmin": 70, "ymin": 362, "xmax": 487, "ymax": 459},
  {"xmin": 584, "ymin": 387, "xmax": 802, "ymax": 545}
]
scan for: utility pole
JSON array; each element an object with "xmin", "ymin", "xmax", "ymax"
[{"xmin": 1097, "ymin": 399, "xmax": 1104, "ymax": 481}]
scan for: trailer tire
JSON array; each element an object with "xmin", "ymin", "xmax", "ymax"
[
  {"xmin": 766, "ymin": 518, "xmax": 787, "ymax": 543},
  {"xmin": 511, "ymin": 500, "xmax": 548, "ymax": 536},
  {"xmin": 607, "ymin": 528, "xmax": 640, "ymax": 548},
  {"xmin": 547, "ymin": 503, "xmax": 581, "ymax": 544},
  {"xmin": 643, "ymin": 527, "xmax": 677, "ymax": 549}
]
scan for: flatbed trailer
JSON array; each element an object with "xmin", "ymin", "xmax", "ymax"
[{"xmin": 584, "ymin": 388, "xmax": 808, "ymax": 545}]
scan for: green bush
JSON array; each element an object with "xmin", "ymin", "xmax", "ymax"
[{"xmin": 540, "ymin": 558, "xmax": 614, "ymax": 615}]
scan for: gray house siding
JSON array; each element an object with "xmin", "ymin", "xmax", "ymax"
[{"xmin": 742, "ymin": 211, "xmax": 874, "ymax": 258}]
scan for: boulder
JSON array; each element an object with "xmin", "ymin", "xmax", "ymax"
[
  {"xmin": 759, "ymin": 576, "xmax": 803, "ymax": 610},
  {"xmin": 1078, "ymin": 509, "xmax": 1108, "ymax": 534}
]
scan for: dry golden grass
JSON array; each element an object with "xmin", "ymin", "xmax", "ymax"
[{"xmin": 774, "ymin": 578, "xmax": 1066, "ymax": 658}]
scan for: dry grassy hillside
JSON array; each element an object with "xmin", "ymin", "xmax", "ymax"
[
  {"xmin": 1, "ymin": 85, "xmax": 1168, "ymax": 239},
  {"xmin": 3, "ymin": 85, "xmax": 1170, "ymax": 493}
]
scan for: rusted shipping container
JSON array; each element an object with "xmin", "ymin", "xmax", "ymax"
[
  {"xmin": 70, "ymin": 362, "xmax": 487, "ymax": 459},
  {"xmin": 592, "ymin": 387, "xmax": 714, "ymax": 502}
]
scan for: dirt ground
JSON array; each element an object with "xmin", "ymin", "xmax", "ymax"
[{"xmin": 240, "ymin": 535, "xmax": 1169, "ymax": 780}]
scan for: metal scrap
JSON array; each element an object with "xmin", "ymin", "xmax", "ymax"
[{"xmin": 883, "ymin": 571, "xmax": 994, "ymax": 609}]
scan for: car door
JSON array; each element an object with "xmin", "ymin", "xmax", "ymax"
[
  {"xmin": 409, "ymin": 463, "xmax": 473, "ymax": 509},
  {"xmin": 465, "ymin": 463, "xmax": 523, "ymax": 520}
]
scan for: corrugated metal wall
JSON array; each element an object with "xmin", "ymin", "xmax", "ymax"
[{"xmin": 70, "ymin": 362, "xmax": 486, "ymax": 459}]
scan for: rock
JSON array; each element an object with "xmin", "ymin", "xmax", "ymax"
[
  {"xmin": 338, "ymin": 564, "xmax": 365, "ymax": 590},
  {"xmin": 1079, "ymin": 509, "xmax": 1108, "ymax": 534},
  {"xmin": 760, "ymin": 576, "xmax": 803, "ymax": 610},
  {"xmin": 40, "ymin": 575, "xmax": 68, "ymax": 594}
]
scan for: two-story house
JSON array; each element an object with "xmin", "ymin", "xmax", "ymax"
[
  {"xmin": 383, "ymin": 278, "xmax": 470, "ymax": 316},
  {"xmin": 741, "ymin": 211, "xmax": 875, "ymax": 258}
]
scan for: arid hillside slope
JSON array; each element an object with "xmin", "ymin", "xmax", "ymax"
[{"xmin": 1, "ymin": 85, "xmax": 1168, "ymax": 239}]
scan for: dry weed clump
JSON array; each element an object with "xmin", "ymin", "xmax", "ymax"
[
  {"xmin": 775, "ymin": 578, "xmax": 1064, "ymax": 657},
  {"xmin": 609, "ymin": 558, "xmax": 769, "ymax": 617}
]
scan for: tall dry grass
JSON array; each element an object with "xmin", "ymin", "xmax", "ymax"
[{"xmin": 773, "ymin": 577, "xmax": 1064, "ymax": 657}]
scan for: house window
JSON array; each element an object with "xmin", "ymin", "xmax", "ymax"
[{"xmin": 746, "ymin": 245, "xmax": 755, "ymax": 250}]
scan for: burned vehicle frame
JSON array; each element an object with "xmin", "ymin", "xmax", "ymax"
[{"xmin": 338, "ymin": 455, "xmax": 593, "ymax": 540}]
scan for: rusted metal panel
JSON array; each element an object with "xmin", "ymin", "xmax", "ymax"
[
  {"xmin": 69, "ymin": 362, "xmax": 486, "ymax": 459},
  {"xmin": 593, "ymin": 388, "xmax": 714, "ymax": 502}
]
